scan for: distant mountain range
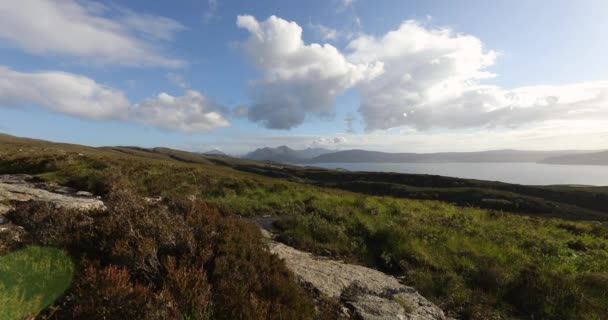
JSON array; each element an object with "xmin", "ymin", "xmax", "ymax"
[
  {"xmin": 244, "ymin": 146, "xmax": 334, "ymax": 163},
  {"xmin": 540, "ymin": 150, "xmax": 608, "ymax": 165},
  {"xmin": 242, "ymin": 146, "xmax": 608, "ymax": 165}
]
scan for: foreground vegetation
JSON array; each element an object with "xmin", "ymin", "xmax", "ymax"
[
  {"xmin": 1, "ymin": 133, "xmax": 608, "ymax": 319},
  {"xmin": 9, "ymin": 194, "xmax": 318, "ymax": 320},
  {"xmin": 0, "ymin": 246, "xmax": 74, "ymax": 319},
  {"xmin": 273, "ymin": 195, "xmax": 608, "ymax": 319}
]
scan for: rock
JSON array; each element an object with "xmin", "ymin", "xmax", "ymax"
[
  {"xmin": 76, "ymin": 191, "xmax": 93, "ymax": 197},
  {"xmin": 0, "ymin": 216, "xmax": 7, "ymax": 224},
  {"xmin": 0, "ymin": 203, "xmax": 11, "ymax": 215},
  {"xmin": 0, "ymin": 175, "xmax": 105, "ymax": 212},
  {"xmin": 265, "ymin": 235, "xmax": 447, "ymax": 320},
  {"xmin": 0, "ymin": 174, "xmax": 33, "ymax": 184}
]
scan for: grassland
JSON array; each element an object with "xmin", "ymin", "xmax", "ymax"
[
  {"xmin": 1, "ymin": 132, "xmax": 608, "ymax": 319},
  {"xmin": 0, "ymin": 246, "xmax": 74, "ymax": 320}
]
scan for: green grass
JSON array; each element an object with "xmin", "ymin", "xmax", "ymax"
[
  {"xmin": 0, "ymin": 246, "xmax": 74, "ymax": 320},
  {"xmin": 272, "ymin": 193, "xmax": 608, "ymax": 319}
]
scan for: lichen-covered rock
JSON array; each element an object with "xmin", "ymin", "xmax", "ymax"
[
  {"xmin": 265, "ymin": 236, "xmax": 447, "ymax": 320},
  {"xmin": 0, "ymin": 175, "xmax": 104, "ymax": 212}
]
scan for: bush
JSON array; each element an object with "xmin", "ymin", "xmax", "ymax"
[{"xmin": 11, "ymin": 189, "xmax": 316, "ymax": 319}]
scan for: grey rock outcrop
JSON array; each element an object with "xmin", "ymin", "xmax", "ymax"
[
  {"xmin": 0, "ymin": 174, "xmax": 104, "ymax": 215},
  {"xmin": 264, "ymin": 232, "xmax": 447, "ymax": 320}
]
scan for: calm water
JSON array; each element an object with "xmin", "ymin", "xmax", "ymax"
[{"xmin": 311, "ymin": 162, "xmax": 608, "ymax": 186}]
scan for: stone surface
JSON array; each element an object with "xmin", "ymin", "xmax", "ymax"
[
  {"xmin": 265, "ymin": 234, "xmax": 447, "ymax": 320},
  {"xmin": 76, "ymin": 191, "xmax": 93, "ymax": 197},
  {"xmin": 0, "ymin": 175, "xmax": 104, "ymax": 212}
]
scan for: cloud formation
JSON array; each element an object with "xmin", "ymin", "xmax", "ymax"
[
  {"xmin": 0, "ymin": 66, "xmax": 130, "ymax": 120},
  {"xmin": 237, "ymin": 15, "xmax": 608, "ymax": 133},
  {"xmin": 348, "ymin": 20, "xmax": 608, "ymax": 131},
  {"xmin": 133, "ymin": 91, "xmax": 230, "ymax": 133},
  {"xmin": 0, "ymin": 66, "xmax": 229, "ymax": 133},
  {"xmin": 237, "ymin": 15, "xmax": 383, "ymax": 129},
  {"xmin": 0, "ymin": 0, "xmax": 184, "ymax": 67}
]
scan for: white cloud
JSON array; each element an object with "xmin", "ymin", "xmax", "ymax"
[
  {"xmin": 0, "ymin": 66, "xmax": 230, "ymax": 133},
  {"xmin": 0, "ymin": 66, "xmax": 130, "ymax": 120},
  {"xmin": 234, "ymin": 15, "xmax": 608, "ymax": 137},
  {"xmin": 347, "ymin": 20, "xmax": 608, "ymax": 131},
  {"xmin": 236, "ymin": 15, "xmax": 383, "ymax": 129},
  {"xmin": 133, "ymin": 90, "xmax": 230, "ymax": 133},
  {"xmin": 0, "ymin": 0, "xmax": 184, "ymax": 67}
]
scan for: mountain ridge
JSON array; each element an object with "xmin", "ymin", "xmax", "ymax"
[
  {"xmin": 244, "ymin": 146, "xmax": 335, "ymax": 163},
  {"xmin": 300, "ymin": 149, "xmax": 601, "ymax": 164}
]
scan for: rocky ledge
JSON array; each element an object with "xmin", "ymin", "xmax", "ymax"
[
  {"xmin": 262, "ymin": 230, "xmax": 448, "ymax": 320},
  {"xmin": 0, "ymin": 174, "xmax": 104, "ymax": 215}
]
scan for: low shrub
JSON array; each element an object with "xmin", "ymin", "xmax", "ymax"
[{"xmin": 11, "ymin": 189, "xmax": 316, "ymax": 319}]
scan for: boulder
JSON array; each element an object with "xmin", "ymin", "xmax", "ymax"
[
  {"xmin": 0, "ymin": 175, "xmax": 105, "ymax": 212},
  {"xmin": 266, "ymin": 237, "xmax": 447, "ymax": 320}
]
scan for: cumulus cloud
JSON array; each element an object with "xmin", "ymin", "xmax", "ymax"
[
  {"xmin": 133, "ymin": 90, "xmax": 230, "ymax": 133},
  {"xmin": 0, "ymin": 0, "xmax": 184, "ymax": 67},
  {"xmin": 0, "ymin": 66, "xmax": 130, "ymax": 120},
  {"xmin": 347, "ymin": 20, "xmax": 608, "ymax": 131},
  {"xmin": 236, "ymin": 16, "xmax": 608, "ymax": 132},
  {"xmin": 236, "ymin": 15, "xmax": 383, "ymax": 129},
  {"xmin": 0, "ymin": 66, "xmax": 230, "ymax": 133}
]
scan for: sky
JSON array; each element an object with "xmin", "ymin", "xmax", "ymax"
[{"xmin": 1, "ymin": 0, "xmax": 607, "ymax": 154}]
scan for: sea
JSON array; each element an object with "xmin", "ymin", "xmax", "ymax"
[{"xmin": 309, "ymin": 162, "xmax": 608, "ymax": 186}]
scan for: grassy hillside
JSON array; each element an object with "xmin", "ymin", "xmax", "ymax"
[
  {"xmin": 1, "ymin": 133, "xmax": 608, "ymax": 319},
  {"xmin": 205, "ymin": 156, "xmax": 608, "ymax": 221}
]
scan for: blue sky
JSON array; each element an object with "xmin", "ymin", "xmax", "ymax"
[{"xmin": 1, "ymin": 0, "xmax": 607, "ymax": 154}]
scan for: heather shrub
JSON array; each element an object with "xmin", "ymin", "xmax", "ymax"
[
  {"xmin": 11, "ymin": 189, "xmax": 315, "ymax": 319},
  {"xmin": 68, "ymin": 262, "xmax": 163, "ymax": 320}
]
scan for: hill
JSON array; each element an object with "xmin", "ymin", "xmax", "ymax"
[
  {"xmin": 541, "ymin": 150, "xmax": 608, "ymax": 165},
  {"xmin": 244, "ymin": 146, "xmax": 334, "ymax": 162},
  {"xmin": 203, "ymin": 149, "xmax": 227, "ymax": 156}
]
